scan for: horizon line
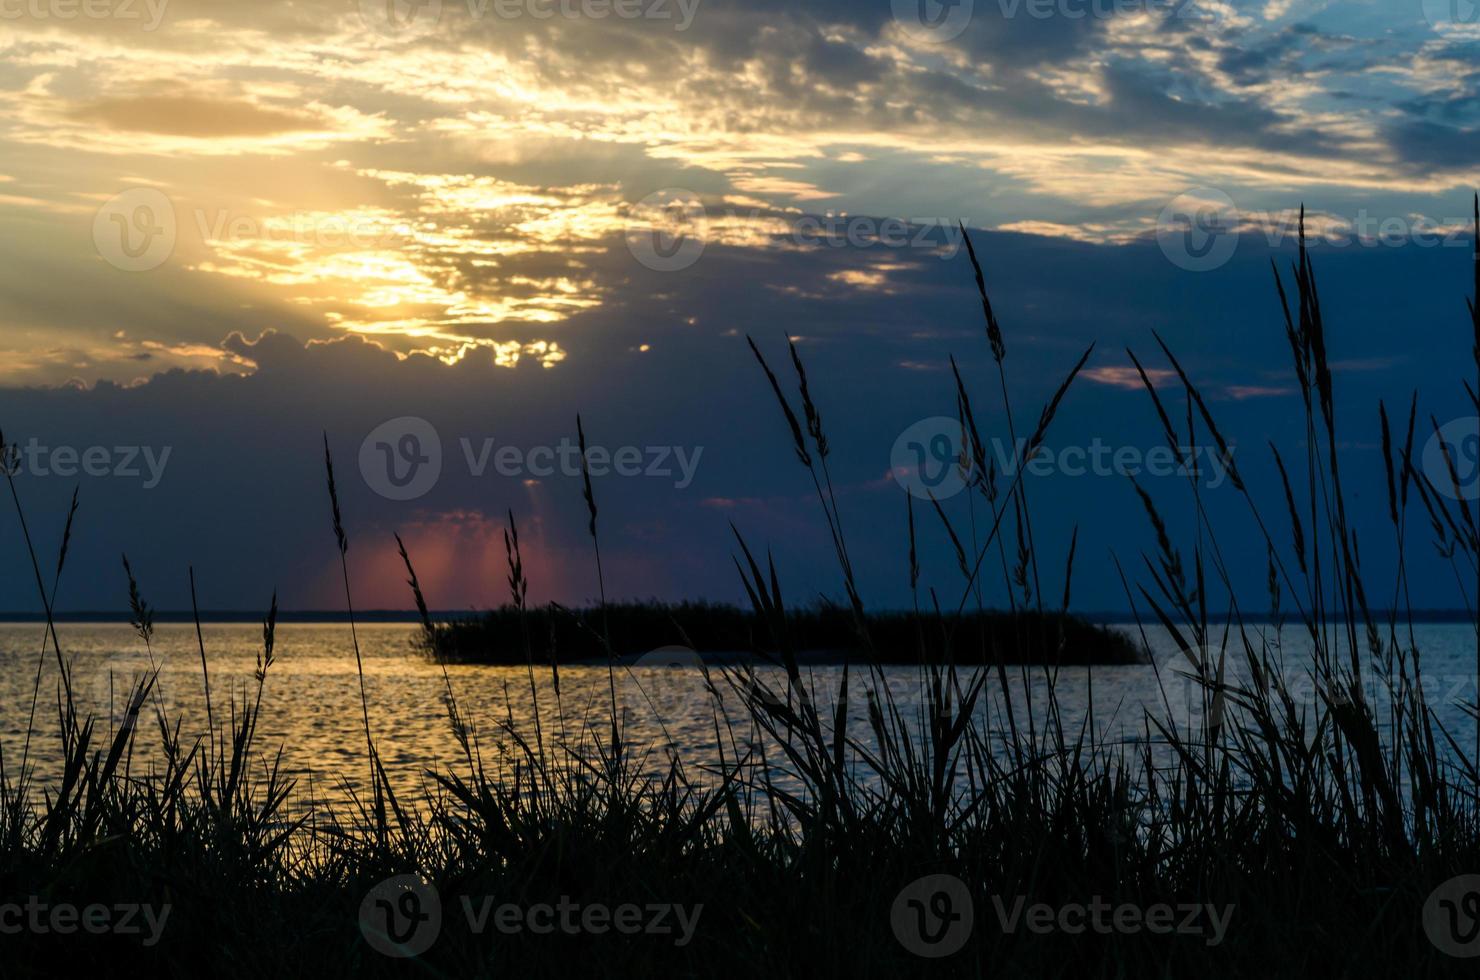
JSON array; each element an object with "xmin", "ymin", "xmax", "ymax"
[{"xmin": 0, "ymin": 609, "xmax": 1473, "ymax": 624}]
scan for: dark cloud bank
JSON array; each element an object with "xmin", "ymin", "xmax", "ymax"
[{"xmin": 0, "ymin": 221, "xmax": 1474, "ymax": 614}]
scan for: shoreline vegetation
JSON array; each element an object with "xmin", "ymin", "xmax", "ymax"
[
  {"xmin": 416, "ymin": 601, "xmax": 1148, "ymax": 665},
  {"xmin": 2, "ymin": 208, "xmax": 1479, "ymax": 976}
]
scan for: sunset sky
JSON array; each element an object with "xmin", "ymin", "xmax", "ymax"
[{"xmin": 0, "ymin": 0, "xmax": 1476, "ymax": 612}]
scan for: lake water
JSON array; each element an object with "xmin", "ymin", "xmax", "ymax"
[{"xmin": 2, "ymin": 622, "xmax": 1476, "ymax": 815}]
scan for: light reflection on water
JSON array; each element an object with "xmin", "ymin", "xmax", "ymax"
[{"xmin": 3, "ymin": 622, "xmax": 1476, "ymax": 815}]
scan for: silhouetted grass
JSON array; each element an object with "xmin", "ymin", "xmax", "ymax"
[{"xmin": 0, "ymin": 203, "xmax": 1478, "ymax": 977}]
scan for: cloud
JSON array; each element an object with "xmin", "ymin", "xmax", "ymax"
[
  {"xmin": 68, "ymin": 96, "xmax": 328, "ymax": 138},
  {"xmin": 1084, "ymin": 365, "xmax": 1176, "ymax": 390},
  {"xmin": 1384, "ymin": 119, "xmax": 1480, "ymax": 171}
]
